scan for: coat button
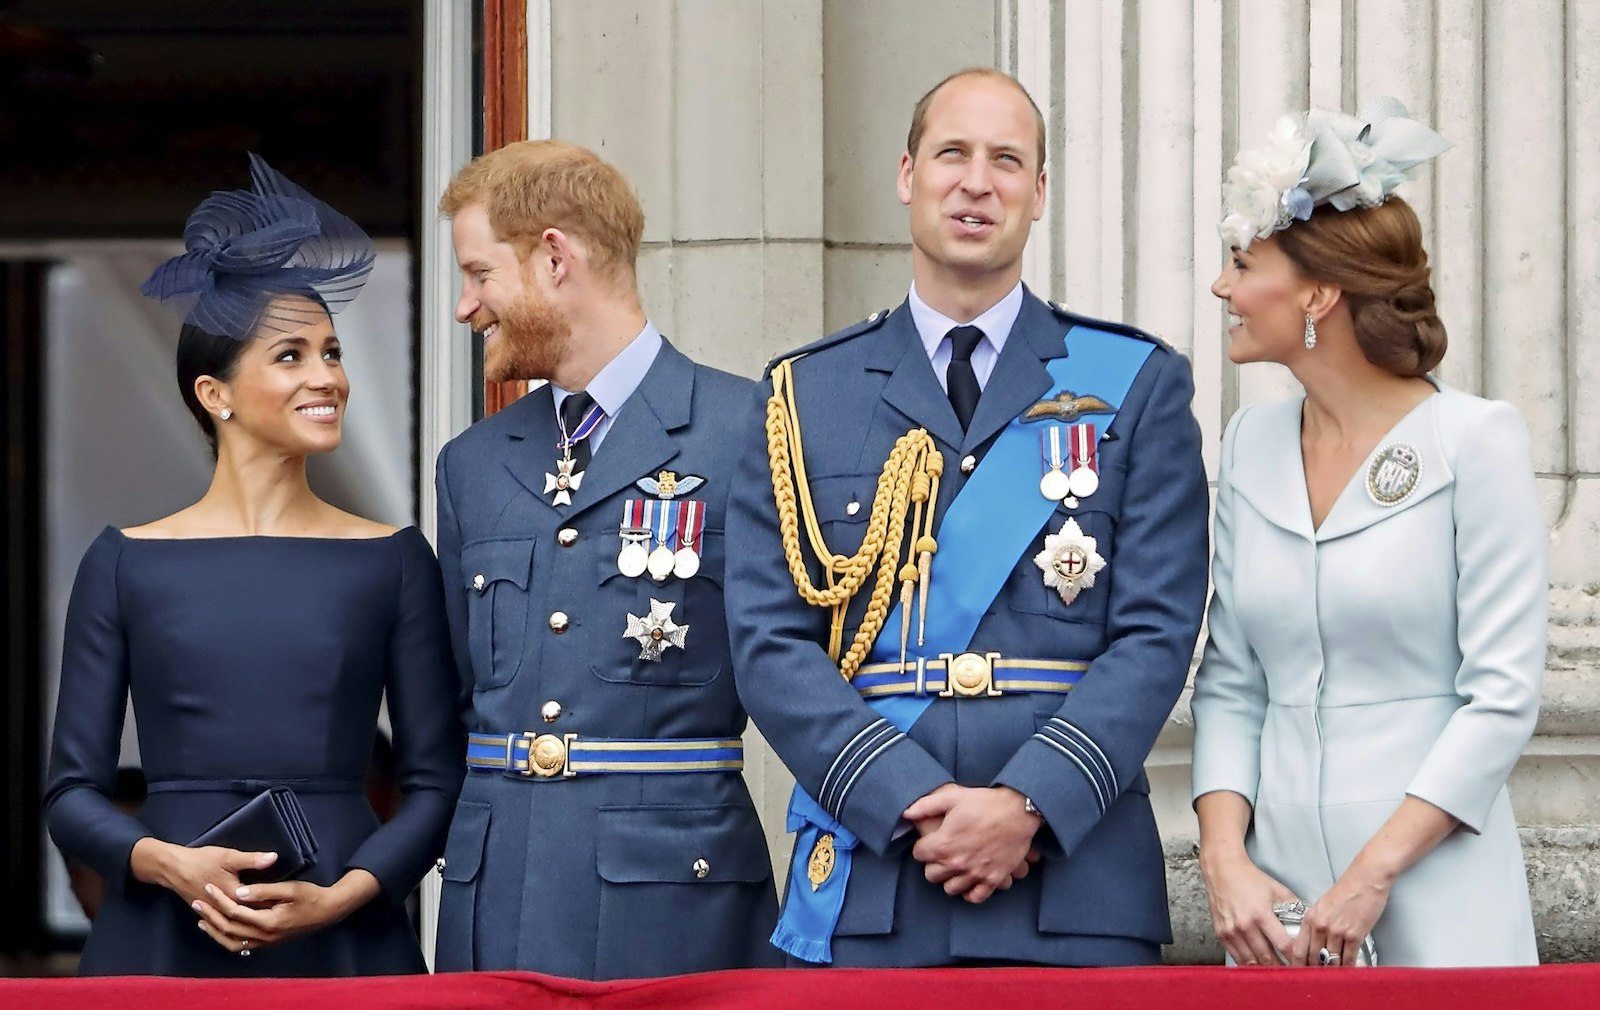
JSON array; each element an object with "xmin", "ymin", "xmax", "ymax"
[
  {"xmin": 541, "ymin": 700, "xmax": 562, "ymax": 723},
  {"xmin": 557, "ymin": 527, "xmax": 579, "ymax": 547},
  {"xmin": 845, "ymin": 501, "xmax": 861, "ymax": 516},
  {"xmin": 548, "ymin": 611, "xmax": 569, "ymax": 633},
  {"xmin": 692, "ymin": 858, "xmax": 710, "ymax": 879},
  {"xmin": 435, "ymin": 857, "xmax": 446, "ymax": 871},
  {"xmin": 472, "ymin": 573, "xmax": 486, "ymax": 592},
  {"xmin": 960, "ymin": 454, "xmax": 977, "ymax": 474}
]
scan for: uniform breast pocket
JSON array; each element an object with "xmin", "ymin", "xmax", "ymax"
[
  {"xmin": 806, "ymin": 471, "xmax": 877, "ymax": 560},
  {"xmin": 461, "ymin": 537, "xmax": 536, "ymax": 689},
  {"xmin": 591, "ymin": 528, "xmax": 727, "ymax": 687}
]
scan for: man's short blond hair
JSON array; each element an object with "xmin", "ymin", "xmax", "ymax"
[{"xmin": 439, "ymin": 140, "xmax": 645, "ymax": 279}]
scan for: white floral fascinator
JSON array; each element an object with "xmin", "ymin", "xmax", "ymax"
[{"xmin": 1219, "ymin": 97, "xmax": 1450, "ymax": 251}]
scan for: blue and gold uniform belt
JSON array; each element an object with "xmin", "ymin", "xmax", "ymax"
[
  {"xmin": 466, "ymin": 732, "xmax": 744, "ymax": 779},
  {"xmin": 850, "ymin": 652, "xmax": 1089, "ymax": 699}
]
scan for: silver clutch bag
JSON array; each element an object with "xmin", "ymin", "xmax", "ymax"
[{"xmin": 1272, "ymin": 901, "xmax": 1378, "ymax": 966}]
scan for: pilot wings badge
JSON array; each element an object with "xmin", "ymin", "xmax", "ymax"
[
  {"xmin": 1021, "ymin": 390, "xmax": 1116, "ymax": 424},
  {"xmin": 1034, "ymin": 517, "xmax": 1106, "ymax": 605}
]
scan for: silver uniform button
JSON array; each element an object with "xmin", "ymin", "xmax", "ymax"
[
  {"xmin": 541, "ymin": 700, "xmax": 562, "ymax": 723},
  {"xmin": 548, "ymin": 611, "xmax": 570, "ymax": 633},
  {"xmin": 845, "ymin": 501, "xmax": 861, "ymax": 516},
  {"xmin": 692, "ymin": 858, "xmax": 710, "ymax": 879},
  {"xmin": 472, "ymin": 573, "xmax": 486, "ymax": 592},
  {"xmin": 960, "ymin": 454, "xmax": 977, "ymax": 474},
  {"xmin": 557, "ymin": 527, "xmax": 579, "ymax": 547}
]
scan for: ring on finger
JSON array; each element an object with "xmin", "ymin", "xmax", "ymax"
[{"xmin": 1318, "ymin": 946, "xmax": 1339, "ymax": 966}]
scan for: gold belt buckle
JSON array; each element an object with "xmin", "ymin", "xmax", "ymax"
[
  {"xmin": 520, "ymin": 732, "xmax": 576, "ymax": 778},
  {"xmin": 938, "ymin": 652, "xmax": 1003, "ymax": 698}
]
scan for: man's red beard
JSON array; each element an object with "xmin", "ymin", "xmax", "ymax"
[{"xmin": 474, "ymin": 290, "xmax": 572, "ymax": 383}]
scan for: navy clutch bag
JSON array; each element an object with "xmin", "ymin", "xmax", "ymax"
[{"xmin": 188, "ymin": 787, "xmax": 319, "ymax": 884}]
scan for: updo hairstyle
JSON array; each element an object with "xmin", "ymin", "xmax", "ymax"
[{"xmin": 1275, "ymin": 196, "xmax": 1447, "ymax": 377}]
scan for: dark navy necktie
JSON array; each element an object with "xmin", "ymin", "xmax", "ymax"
[{"xmin": 945, "ymin": 325, "xmax": 984, "ymax": 431}]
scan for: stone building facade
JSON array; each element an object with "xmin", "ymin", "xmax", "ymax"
[{"xmin": 420, "ymin": 0, "xmax": 1600, "ymax": 962}]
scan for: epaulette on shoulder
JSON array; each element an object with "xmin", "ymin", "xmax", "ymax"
[
  {"xmin": 763, "ymin": 308, "xmax": 892, "ymax": 378},
  {"xmin": 1045, "ymin": 299, "xmax": 1173, "ymax": 353}
]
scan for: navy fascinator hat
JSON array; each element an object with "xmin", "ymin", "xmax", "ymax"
[{"xmin": 141, "ymin": 154, "xmax": 376, "ymax": 340}]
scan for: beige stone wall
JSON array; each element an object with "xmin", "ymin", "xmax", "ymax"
[{"xmin": 540, "ymin": 0, "xmax": 1600, "ymax": 962}]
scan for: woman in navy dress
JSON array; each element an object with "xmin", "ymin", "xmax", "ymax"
[{"xmin": 44, "ymin": 156, "xmax": 463, "ymax": 976}]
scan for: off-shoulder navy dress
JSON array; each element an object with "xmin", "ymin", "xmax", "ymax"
[{"xmin": 45, "ymin": 527, "xmax": 465, "ymax": 976}]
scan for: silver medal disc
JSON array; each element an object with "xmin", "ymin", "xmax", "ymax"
[
  {"xmin": 1067, "ymin": 466, "xmax": 1099, "ymax": 499},
  {"xmin": 647, "ymin": 544, "xmax": 676, "ymax": 582},
  {"xmin": 618, "ymin": 541, "xmax": 649, "ymax": 578},
  {"xmin": 1039, "ymin": 468, "xmax": 1072, "ymax": 502},
  {"xmin": 673, "ymin": 547, "xmax": 701, "ymax": 580}
]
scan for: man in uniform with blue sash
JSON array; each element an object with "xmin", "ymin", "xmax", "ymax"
[
  {"xmin": 432, "ymin": 141, "xmax": 778, "ymax": 978},
  {"xmin": 726, "ymin": 68, "xmax": 1209, "ymax": 966}
]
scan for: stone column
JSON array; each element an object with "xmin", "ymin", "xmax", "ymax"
[{"xmin": 1008, "ymin": 0, "xmax": 1600, "ymax": 962}]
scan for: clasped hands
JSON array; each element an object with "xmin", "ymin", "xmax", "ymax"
[
  {"xmin": 131, "ymin": 837, "xmax": 375, "ymax": 955},
  {"xmin": 902, "ymin": 783, "xmax": 1042, "ymax": 905}
]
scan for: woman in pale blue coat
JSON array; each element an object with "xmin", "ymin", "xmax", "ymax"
[{"xmin": 1191, "ymin": 101, "xmax": 1543, "ymax": 968}]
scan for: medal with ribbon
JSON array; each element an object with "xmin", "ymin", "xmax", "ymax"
[
  {"xmin": 1066, "ymin": 423, "xmax": 1099, "ymax": 503},
  {"xmin": 673, "ymin": 499, "xmax": 705, "ymax": 579},
  {"xmin": 545, "ymin": 398, "xmax": 605, "ymax": 506},
  {"xmin": 647, "ymin": 498, "xmax": 678, "ymax": 582},
  {"xmin": 617, "ymin": 499, "xmax": 651, "ymax": 578}
]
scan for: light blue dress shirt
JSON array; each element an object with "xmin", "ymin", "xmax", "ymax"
[
  {"xmin": 907, "ymin": 280, "xmax": 1024, "ymax": 393},
  {"xmin": 550, "ymin": 320, "xmax": 663, "ymax": 453}
]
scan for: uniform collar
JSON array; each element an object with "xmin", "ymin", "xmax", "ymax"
[
  {"xmin": 552, "ymin": 320, "xmax": 662, "ymax": 418},
  {"xmin": 907, "ymin": 280, "xmax": 1024, "ymax": 361}
]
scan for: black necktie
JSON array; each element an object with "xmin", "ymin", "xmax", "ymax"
[
  {"xmin": 558, "ymin": 391, "xmax": 598, "ymax": 473},
  {"xmin": 945, "ymin": 325, "xmax": 984, "ymax": 431}
]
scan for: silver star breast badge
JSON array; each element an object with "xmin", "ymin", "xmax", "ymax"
[
  {"xmin": 544, "ymin": 456, "xmax": 585, "ymax": 506},
  {"xmin": 1034, "ymin": 517, "xmax": 1106, "ymax": 605},
  {"xmin": 623, "ymin": 598, "xmax": 690, "ymax": 662}
]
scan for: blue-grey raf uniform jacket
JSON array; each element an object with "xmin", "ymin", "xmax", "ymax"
[
  {"xmin": 726, "ymin": 291, "xmax": 1209, "ymax": 966},
  {"xmin": 433, "ymin": 339, "xmax": 779, "ymax": 979}
]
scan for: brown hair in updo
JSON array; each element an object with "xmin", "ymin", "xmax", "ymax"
[{"xmin": 1274, "ymin": 197, "xmax": 1447, "ymax": 377}]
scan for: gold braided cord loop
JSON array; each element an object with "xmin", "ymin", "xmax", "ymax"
[{"xmin": 766, "ymin": 358, "xmax": 942, "ymax": 680}]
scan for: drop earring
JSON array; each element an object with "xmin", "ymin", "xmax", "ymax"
[
  {"xmin": 219, "ymin": 408, "xmax": 233, "ymax": 421},
  {"xmin": 1303, "ymin": 313, "xmax": 1317, "ymax": 350}
]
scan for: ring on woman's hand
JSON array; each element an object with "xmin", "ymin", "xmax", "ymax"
[
  {"xmin": 1318, "ymin": 947, "xmax": 1339, "ymax": 965},
  {"xmin": 239, "ymin": 939, "xmax": 252, "ymax": 957}
]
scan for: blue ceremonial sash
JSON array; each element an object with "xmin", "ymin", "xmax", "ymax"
[{"xmin": 771, "ymin": 324, "xmax": 1156, "ymax": 963}]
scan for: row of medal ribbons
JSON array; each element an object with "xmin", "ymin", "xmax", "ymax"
[
  {"xmin": 1039, "ymin": 422, "xmax": 1100, "ymax": 508},
  {"xmin": 617, "ymin": 497, "xmax": 705, "ymax": 582}
]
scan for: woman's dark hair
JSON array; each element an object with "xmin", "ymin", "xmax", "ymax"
[
  {"xmin": 1275, "ymin": 196, "xmax": 1447, "ymax": 377},
  {"xmin": 175, "ymin": 322, "xmax": 250, "ymax": 455}
]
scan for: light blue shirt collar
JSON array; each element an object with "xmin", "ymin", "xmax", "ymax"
[
  {"xmin": 907, "ymin": 281, "xmax": 1023, "ymax": 391},
  {"xmin": 551, "ymin": 320, "xmax": 662, "ymax": 452}
]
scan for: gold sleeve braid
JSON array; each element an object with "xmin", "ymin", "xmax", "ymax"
[{"xmin": 766, "ymin": 357, "xmax": 943, "ymax": 680}]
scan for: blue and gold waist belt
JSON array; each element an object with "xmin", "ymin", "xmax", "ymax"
[
  {"xmin": 466, "ymin": 732, "xmax": 743, "ymax": 779},
  {"xmin": 850, "ymin": 653, "xmax": 1088, "ymax": 700}
]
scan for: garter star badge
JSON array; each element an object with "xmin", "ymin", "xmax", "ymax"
[
  {"xmin": 1034, "ymin": 517, "xmax": 1106, "ymax": 605},
  {"xmin": 1366, "ymin": 442, "xmax": 1421, "ymax": 507},
  {"xmin": 623, "ymin": 598, "xmax": 689, "ymax": 662}
]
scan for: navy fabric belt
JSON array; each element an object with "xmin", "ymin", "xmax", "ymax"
[
  {"xmin": 466, "ymin": 732, "xmax": 744, "ymax": 778},
  {"xmin": 849, "ymin": 654, "xmax": 1089, "ymax": 700},
  {"xmin": 145, "ymin": 777, "xmax": 363, "ymax": 794}
]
